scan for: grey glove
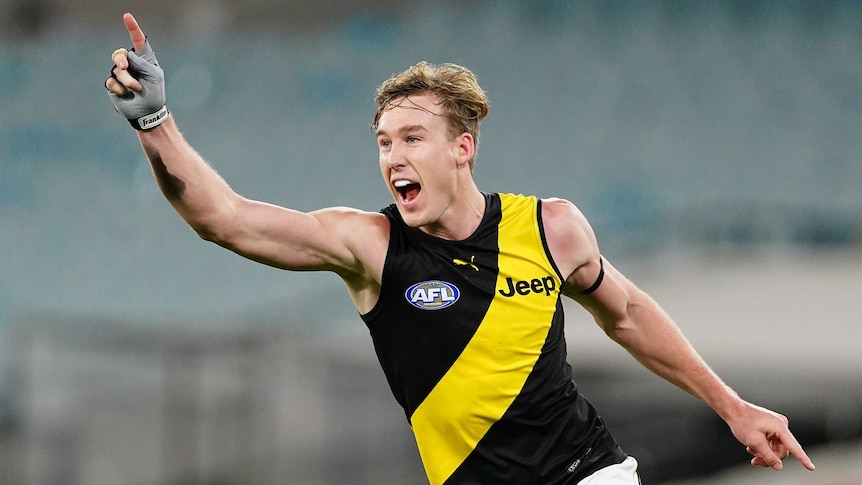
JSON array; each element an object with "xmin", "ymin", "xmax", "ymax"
[{"xmin": 108, "ymin": 40, "xmax": 169, "ymax": 130}]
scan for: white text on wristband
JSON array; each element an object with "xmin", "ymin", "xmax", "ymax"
[{"xmin": 132, "ymin": 105, "xmax": 169, "ymax": 130}]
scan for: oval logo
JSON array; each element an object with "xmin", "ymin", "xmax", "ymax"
[{"xmin": 405, "ymin": 280, "xmax": 460, "ymax": 310}]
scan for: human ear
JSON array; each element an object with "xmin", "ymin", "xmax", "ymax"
[{"xmin": 455, "ymin": 132, "xmax": 475, "ymax": 168}]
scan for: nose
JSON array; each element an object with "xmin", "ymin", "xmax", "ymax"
[{"xmin": 384, "ymin": 141, "xmax": 406, "ymax": 169}]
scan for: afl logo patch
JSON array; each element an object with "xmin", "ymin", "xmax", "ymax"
[{"xmin": 405, "ymin": 280, "xmax": 460, "ymax": 310}]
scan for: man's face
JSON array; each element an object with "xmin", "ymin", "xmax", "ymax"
[{"xmin": 375, "ymin": 94, "xmax": 462, "ymax": 229}]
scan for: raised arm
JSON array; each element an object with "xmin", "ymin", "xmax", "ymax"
[
  {"xmin": 105, "ymin": 14, "xmax": 387, "ymax": 288},
  {"xmin": 133, "ymin": 117, "xmax": 381, "ymax": 275},
  {"xmin": 541, "ymin": 198, "xmax": 815, "ymax": 473}
]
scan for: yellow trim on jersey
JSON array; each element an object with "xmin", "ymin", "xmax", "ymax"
[{"xmin": 411, "ymin": 194, "xmax": 562, "ymax": 485}]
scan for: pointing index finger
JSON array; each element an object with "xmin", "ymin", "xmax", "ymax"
[
  {"xmin": 123, "ymin": 13, "xmax": 146, "ymax": 51},
  {"xmin": 783, "ymin": 432, "xmax": 816, "ymax": 471}
]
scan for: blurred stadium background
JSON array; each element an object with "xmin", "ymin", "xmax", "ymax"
[{"xmin": 1, "ymin": 0, "xmax": 861, "ymax": 483}]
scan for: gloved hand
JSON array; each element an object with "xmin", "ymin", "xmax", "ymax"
[{"xmin": 106, "ymin": 14, "xmax": 169, "ymax": 131}]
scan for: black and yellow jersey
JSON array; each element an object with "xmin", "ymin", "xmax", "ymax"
[{"xmin": 361, "ymin": 193, "xmax": 626, "ymax": 484}]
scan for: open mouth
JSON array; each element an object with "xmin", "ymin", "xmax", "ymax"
[{"xmin": 394, "ymin": 179, "xmax": 421, "ymax": 203}]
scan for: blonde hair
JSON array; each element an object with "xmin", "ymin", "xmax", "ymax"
[{"xmin": 373, "ymin": 61, "xmax": 489, "ymax": 170}]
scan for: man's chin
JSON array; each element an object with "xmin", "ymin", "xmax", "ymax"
[{"xmin": 396, "ymin": 205, "xmax": 426, "ymax": 228}]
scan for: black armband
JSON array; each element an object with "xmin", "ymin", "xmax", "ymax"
[{"xmin": 578, "ymin": 257, "xmax": 605, "ymax": 295}]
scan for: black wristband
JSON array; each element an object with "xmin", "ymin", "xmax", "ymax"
[{"xmin": 129, "ymin": 105, "xmax": 169, "ymax": 131}]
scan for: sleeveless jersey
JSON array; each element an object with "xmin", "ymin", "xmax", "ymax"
[{"xmin": 361, "ymin": 193, "xmax": 626, "ymax": 485}]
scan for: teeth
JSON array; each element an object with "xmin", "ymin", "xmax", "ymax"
[{"xmin": 393, "ymin": 180, "xmax": 413, "ymax": 188}]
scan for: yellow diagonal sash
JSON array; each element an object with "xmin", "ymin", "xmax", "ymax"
[{"xmin": 411, "ymin": 194, "xmax": 561, "ymax": 484}]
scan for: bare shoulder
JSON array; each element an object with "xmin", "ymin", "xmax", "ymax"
[
  {"xmin": 312, "ymin": 205, "xmax": 389, "ymax": 232},
  {"xmin": 540, "ymin": 197, "xmax": 595, "ymax": 252},
  {"xmin": 540, "ymin": 197, "xmax": 602, "ymax": 292},
  {"xmin": 311, "ymin": 206, "xmax": 390, "ymax": 253},
  {"xmin": 311, "ymin": 207, "xmax": 390, "ymax": 279}
]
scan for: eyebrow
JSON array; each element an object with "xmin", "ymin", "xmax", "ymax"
[{"xmin": 375, "ymin": 124, "xmax": 428, "ymax": 137}]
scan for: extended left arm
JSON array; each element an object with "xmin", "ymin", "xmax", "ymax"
[
  {"xmin": 541, "ymin": 197, "xmax": 814, "ymax": 471},
  {"xmin": 567, "ymin": 258, "xmax": 815, "ymax": 472}
]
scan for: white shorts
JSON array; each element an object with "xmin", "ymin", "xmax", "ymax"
[{"xmin": 576, "ymin": 456, "xmax": 640, "ymax": 485}]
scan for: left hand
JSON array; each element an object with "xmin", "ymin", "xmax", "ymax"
[{"xmin": 726, "ymin": 401, "xmax": 815, "ymax": 471}]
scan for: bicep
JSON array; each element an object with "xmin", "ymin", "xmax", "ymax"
[
  {"xmin": 212, "ymin": 199, "xmax": 374, "ymax": 274},
  {"xmin": 565, "ymin": 258, "xmax": 635, "ymax": 331},
  {"xmin": 543, "ymin": 198, "xmax": 637, "ymax": 330},
  {"xmin": 544, "ymin": 198, "xmax": 611, "ymax": 299}
]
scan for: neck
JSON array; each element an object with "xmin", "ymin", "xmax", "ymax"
[{"xmin": 419, "ymin": 182, "xmax": 486, "ymax": 241}]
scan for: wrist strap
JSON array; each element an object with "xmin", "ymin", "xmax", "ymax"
[{"xmin": 129, "ymin": 105, "xmax": 169, "ymax": 131}]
